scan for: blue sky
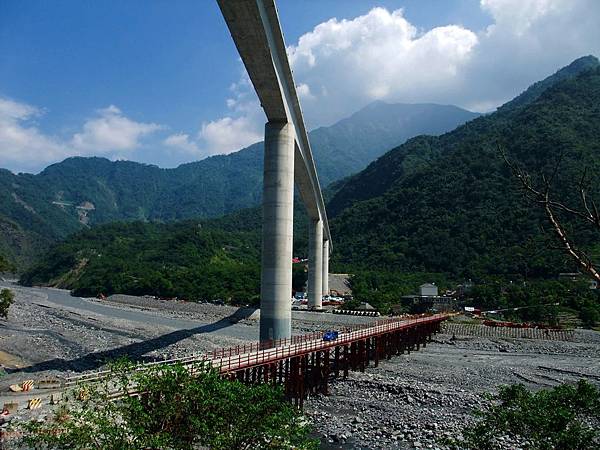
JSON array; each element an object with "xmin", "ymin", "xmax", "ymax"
[{"xmin": 1, "ymin": 0, "xmax": 599, "ymax": 173}]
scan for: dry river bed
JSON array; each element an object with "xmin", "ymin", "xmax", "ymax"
[{"xmin": 1, "ymin": 280, "xmax": 599, "ymax": 449}]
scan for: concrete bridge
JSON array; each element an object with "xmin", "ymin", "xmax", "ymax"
[{"xmin": 217, "ymin": 0, "xmax": 332, "ymax": 343}]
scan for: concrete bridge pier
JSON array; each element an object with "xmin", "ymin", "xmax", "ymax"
[
  {"xmin": 322, "ymin": 239, "xmax": 329, "ymax": 296},
  {"xmin": 260, "ymin": 121, "xmax": 295, "ymax": 342},
  {"xmin": 308, "ymin": 218, "xmax": 323, "ymax": 309}
]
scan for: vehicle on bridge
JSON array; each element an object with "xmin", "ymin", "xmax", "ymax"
[{"xmin": 322, "ymin": 330, "xmax": 339, "ymax": 341}]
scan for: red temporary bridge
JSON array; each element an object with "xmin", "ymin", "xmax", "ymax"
[
  {"xmin": 206, "ymin": 314, "xmax": 449, "ymax": 407},
  {"xmin": 0, "ymin": 314, "xmax": 448, "ymax": 419}
]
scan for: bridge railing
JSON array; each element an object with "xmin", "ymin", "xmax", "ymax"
[
  {"xmin": 209, "ymin": 314, "xmax": 447, "ymax": 373},
  {"xmin": 207, "ymin": 314, "xmax": 438, "ymax": 361}
]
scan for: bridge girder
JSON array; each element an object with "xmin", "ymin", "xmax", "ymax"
[{"xmin": 216, "ymin": 0, "xmax": 331, "ymax": 243}]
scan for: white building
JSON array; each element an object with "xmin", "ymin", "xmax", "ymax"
[{"xmin": 419, "ymin": 283, "xmax": 438, "ymax": 297}]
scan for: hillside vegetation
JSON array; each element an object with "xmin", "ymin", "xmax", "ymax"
[
  {"xmin": 20, "ymin": 57, "xmax": 600, "ymax": 324},
  {"xmin": 1, "ymin": 102, "xmax": 477, "ymax": 268},
  {"xmin": 330, "ymin": 56, "xmax": 600, "ymax": 279},
  {"xmin": 21, "ymin": 221, "xmax": 261, "ymax": 304}
]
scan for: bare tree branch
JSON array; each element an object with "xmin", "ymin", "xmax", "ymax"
[
  {"xmin": 544, "ymin": 200, "xmax": 600, "ymax": 282},
  {"xmin": 500, "ymin": 145, "xmax": 600, "ymax": 283}
]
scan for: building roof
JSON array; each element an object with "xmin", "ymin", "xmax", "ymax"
[
  {"xmin": 357, "ymin": 302, "xmax": 376, "ymax": 310},
  {"xmin": 328, "ymin": 273, "xmax": 352, "ymax": 295}
]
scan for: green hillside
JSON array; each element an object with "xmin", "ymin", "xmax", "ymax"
[
  {"xmin": 329, "ymin": 56, "xmax": 600, "ymax": 279},
  {"xmin": 0, "ymin": 102, "xmax": 477, "ymax": 268},
  {"xmin": 20, "ymin": 220, "xmax": 262, "ymax": 304}
]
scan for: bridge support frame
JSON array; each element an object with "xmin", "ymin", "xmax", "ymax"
[
  {"xmin": 308, "ymin": 218, "xmax": 323, "ymax": 309},
  {"xmin": 220, "ymin": 317, "xmax": 446, "ymax": 407},
  {"xmin": 260, "ymin": 121, "xmax": 295, "ymax": 343}
]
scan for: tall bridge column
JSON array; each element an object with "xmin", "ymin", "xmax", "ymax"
[
  {"xmin": 308, "ymin": 218, "xmax": 323, "ymax": 310},
  {"xmin": 260, "ymin": 121, "xmax": 294, "ymax": 343},
  {"xmin": 322, "ymin": 239, "xmax": 329, "ymax": 297}
]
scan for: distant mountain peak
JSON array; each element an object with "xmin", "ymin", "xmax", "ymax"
[
  {"xmin": 499, "ymin": 54, "xmax": 599, "ymax": 113},
  {"xmin": 566, "ymin": 55, "xmax": 599, "ymax": 70}
]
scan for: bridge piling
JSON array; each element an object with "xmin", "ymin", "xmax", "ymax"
[{"xmin": 260, "ymin": 122, "xmax": 295, "ymax": 343}]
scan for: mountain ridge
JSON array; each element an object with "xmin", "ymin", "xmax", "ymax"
[
  {"xmin": 329, "ymin": 59, "xmax": 600, "ymax": 278},
  {"xmin": 329, "ymin": 55, "xmax": 600, "ymax": 217},
  {"xmin": 0, "ymin": 101, "xmax": 479, "ymax": 267}
]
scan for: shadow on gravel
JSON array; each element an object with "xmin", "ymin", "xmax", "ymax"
[{"xmin": 8, "ymin": 307, "xmax": 258, "ymax": 374}]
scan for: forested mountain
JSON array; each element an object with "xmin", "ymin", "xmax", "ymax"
[
  {"xmin": 20, "ymin": 56, "xmax": 600, "ymax": 323},
  {"xmin": 0, "ymin": 102, "xmax": 477, "ymax": 268},
  {"xmin": 20, "ymin": 220, "xmax": 262, "ymax": 302},
  {"xmin": 329, "ymin": 56, "xmax": 600, "ymax": 278}
]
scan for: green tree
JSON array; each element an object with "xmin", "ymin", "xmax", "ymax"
[
  {"xmin": 0, "ymin": 254, "xmax": 12, "ymax": 272},
  {"xmin": 0, "ymin": 289, "xmax": 14, "ymax": 319},
  {"xmin": 461, "ymin": 380, "xmax": 600, "ymax": 450},
  {"xmin": 21, "ymin": 362, "xmax": 317, "ymax": 450}
]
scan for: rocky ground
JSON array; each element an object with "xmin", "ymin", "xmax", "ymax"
[
  {"xmin": 304, "ymin": 330, "xmax": 600, "ymax": 449},
  {"xmin": 0, "ymin": 281, "xmax": 599, "ymax": 449},
  {"xmin": 0, "ymin": 282, "xmax": 371, "ymax": 384}
]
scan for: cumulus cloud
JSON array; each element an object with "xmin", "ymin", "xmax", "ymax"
[
  {"xmin": 72, "ymin": 105, "xmax": 162, "ymax": 152},
  {"xmin": 462, "ymin": 0, "xmax": 600, "ymax": 110},
  {"xmin": 164, "ymin": 72, "xmax": 264, "ymax": 159},
  {"xmin": 164, "ymin": 105, "xmax": 263, "ymax": 159},
  {"xmin": 0, "ymin": 98, "xmax": 163, "ymax": 173},
  {"xmin": 0, "ymin": 97, "xmax": 69, "ymax": 172},
  {"xmin": 280, "ymin": 2, "xmax": 600, "ymax": 125},
  {"xmin": 287, "ymin": 7, "xmax": 479, "ymax": 125},
  {"xmin": 198, "ymin": 112, "xmax": 262, "ymax": 156},
  {"xmin": 481, "ymin": 0, "xmax": 564, "ymax": 36},
  {"xmin": 163, "ymin": 133, "xmax": 199, "ymax": 155}
]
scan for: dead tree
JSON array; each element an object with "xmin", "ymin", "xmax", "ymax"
[{"xmin": 502, "ymin": 147, "xmax": 600, "ymax": 283}]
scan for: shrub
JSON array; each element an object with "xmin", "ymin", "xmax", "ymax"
[
  {"xmin": 0, "ymin": 289, "xmax": 14, "ymax": 319},
  {"xmin": 20, "ymin": 361, "xmax": 317, "ymax": 450},
  {"xmin": 462, "ymin": 380, "xmax": 600, "ymax": 450}
]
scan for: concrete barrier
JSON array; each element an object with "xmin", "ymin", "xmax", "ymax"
[{"xmin": 333, "ymin": 310, "xmax": 380, "ymax": 317}]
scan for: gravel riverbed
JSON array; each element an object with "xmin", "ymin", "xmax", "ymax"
[{"xmin": 1, "ymin": 281, "xmax": 599, "ymax": 449}]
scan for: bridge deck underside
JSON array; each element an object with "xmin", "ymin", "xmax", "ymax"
[{"xmin": 217, "ymin": 0, "xmax": 330, "ymax": 239}]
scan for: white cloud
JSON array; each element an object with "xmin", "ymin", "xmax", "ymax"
[
  {"xmin": 296, "ymin": 83, "xmax": 315, "ymax": 101},
  {"xmin": 72, "ymin": 105, "xmax": 162, "ymax": 152},
  {"xmin": 0, "ymin": 98, "xmax": 163, "ymax": 173},
  {"xmin": 199, "ymin": 111, "xmax": 262, "ymax": 156},
  {"xmin": 461, "ymin": 0, "xmax": 600, "ymax": 110},
  {"xmin": 277, "ymin": 2, "xmax": 600, "ymax": 125},
  {"xmin": 163, "ymin": 133, "xmax": 199, "ymax": 155},
  {"xmin": 165, "ymin": 71, "xmax": 264, "ymax": 159},
  {"xmin": 287, "ymin": 7, "xmax": 478, "ymax": 125},
  {"xmin": 164, "ymin": 104, "xmax": 263, "ymax": 159},
  {"xmin": 481, "ymin": 0, "xmax": 564, "ymax": 36},
  {"xmin": 0, "ymin": 97, "xmax": 69, "ymax": 172}
]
